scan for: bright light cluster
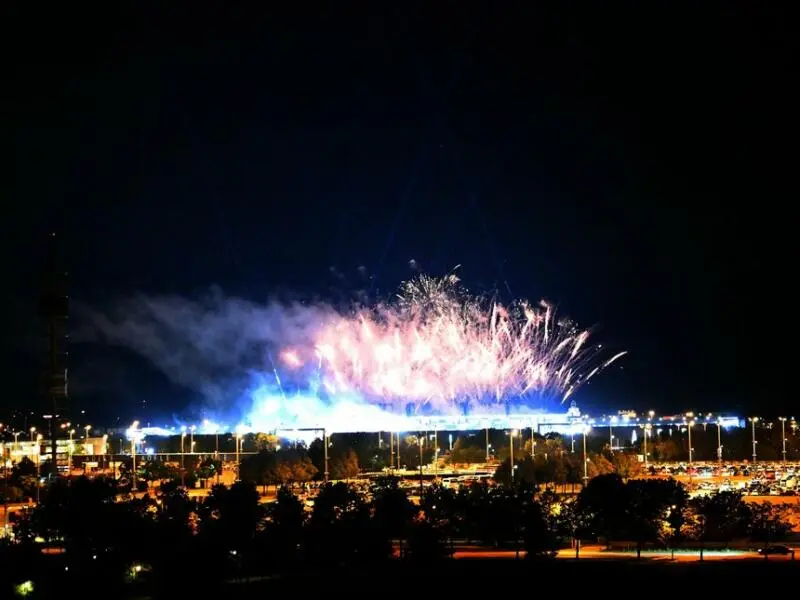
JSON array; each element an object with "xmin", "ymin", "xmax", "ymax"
[{"xmin": 279, "ymin": 274, "xmax": 624, "ymax": 414}]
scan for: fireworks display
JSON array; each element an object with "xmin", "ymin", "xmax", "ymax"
[
  {"xmin": 89, "ymin": 273, "xmax": 624, "ymax": 433},
  {"xmin": 277, "ymin": 274, "xmax": 624, "ymax": 415}
]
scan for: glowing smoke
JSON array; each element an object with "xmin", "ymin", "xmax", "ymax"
[{"xmin": 85, "ymin": 275, "xmax": 624, "ymax": 432}]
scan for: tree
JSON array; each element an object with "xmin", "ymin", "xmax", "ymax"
[
  {"xmin": 329, "ymin": 448, "xmax": 360, "ymax": 480},
  {"xmin": 405, "ymin": 519, "xmax": 452, "ymax": 562},
  {"xmin": 260, "ymin": 486, "xmax": 305, "ymax": 567},
  {"xmin": 420, "ymin": 483, "xmax": 462, "ymax": 542},
  {"xmin": 8, "ymin": 457, "xmax": 38, "ymax": 498},
  {"xmin": 555, "ymin": 498, "xmax": 591, "ymax": 558},
  {"xmin": 371, "ymin": 476, "xmax": 417, "ymax": 538},
  {"xmin": 275, "ymin": 449, "xmax": 318, "ymax": 485},
  {"xmin": 625, "ymin": 479, "xmax": 687, "ymax": 558},
  {"xmin": 494, "ymin": 456, "xmax": 542, "ymax": 485},
  {"xmin": 611, "ymin": 452, "xmax": 643, "ymax": 480},
  {"xmin": 240, "ymin": 449, "xmax": 279, "ymax": 491},
  {"xmin": 202, "ymin": 482, "xmax": 262, "ymax": 552},
  {"xmin": 577, "ymin": 473, "xmax": 628, "ymax": 545},
  {"xmin": 652, "ymin": 438, "xmax": 680, "ymax": 461},
  {"xmin": 447, "ymin": 438, "xmax": 485, "ymax": 465},
  {"xmin": 241, "ymin": 448, "xmax": 318, "ymax": 489},
  {"xmin": 195, "ymin": 457, "xmax": 221, "ymax": 483},
  {"xmin": 522, "ymin": 500, "xmax": 559, "ymax": 559},
  {"xmin": 254, "ymin": 433, "xmax": 279, "ymax": 450},
  {"xmin": 688, "ymin": 491, "xmax": 749, "ymax": 559},
  {"xmin": 140, "ymin": 461, "xmax": 179, "ymax": 485},
  {"xmin": 15, "ymin": 476, "xmax": 118, "ymax": 548},
  {"xmin": 307, "ymin": 482, "xmax": 390, "ymax": 565},
  {"xmin": 748, "ymin": 502, "xmax": 793, "ymax": 544},
  {"xmin": 586, "ymin": 452, "xmax": 614, "ymax": 478}
]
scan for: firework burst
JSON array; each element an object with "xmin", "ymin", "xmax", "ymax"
[{"xmin": 280, "ymin": 274, "xmax": 624, "ymax": 414}]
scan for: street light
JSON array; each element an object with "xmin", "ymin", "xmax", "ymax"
[
  {"xmin": 582, "ymin": 425, "xmax": 591, "ymax": 485},
  {"xmin": 180, "ymin": 428, "xmax": 187, "ymax": 487},
  {"xmin": 129, "ymin": 421, "xmax": 139, "ymax": 491},
  {"xmin": 389, "ymin": 431, "xmax": 394, "ymax": 472},
  {"xmin": 418, "ymin": 433, "xmax": 424, "ymax": 494},
  {"xmin": 609, "ymin": 416, "xmax": 618, "ymax": 450},
  {"xmin": 716, "ymin": 419, "xmax": 723, "ymax": 463},
  {"xmin": 749, "ymin": 417, "xmax": 759, "ymax": 464},
  {"xmin": 189, "ymin": 425, "xmax": 196, "ymax": 454},
  {"xmin": 509, "ymin": 429, "xmax": 517, "ymax": 483},
  {"xmin": 395, "ymin": 431, "xmax": 400, "ymax": 471},
  {"xmin": 485, "ymin": 427, "xmax": 490, "ymax": 462},
  {"xmin": 433, "ymin": 427, "xmax": 438, "ymax": 477},
  {"xmin": 641, "ymin": 423, "xmax": 652, "ymax": 469},
  {"xmin": 778, "ymin": 417, "xmax": 787, "ymax": 464},
  {"xmin": 235, "ymin": 431, "xmax": 243, "ymax": 481},
  {"xmin": 68, "ymin": 429, "xmax": 75, "ymax": 474},
  {"xmin": 687, "ymin": 420, "xmax": 695, "ymax": 465},
  {"xmin": 29, "ymin": 427, "xmax": 36, "ymax": 442}
]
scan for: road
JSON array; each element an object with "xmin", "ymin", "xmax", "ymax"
[{"xmin": 444, "ymin": 544, "xmax": 796, "ymax": 562}]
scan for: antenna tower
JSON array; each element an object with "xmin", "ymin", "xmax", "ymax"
[{"xmin": 38, "ymin": 232, "xmax": 69, "ymax": 476}]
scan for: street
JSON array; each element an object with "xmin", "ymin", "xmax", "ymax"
[{"xmin": 438, "ymin": 543, "xmax": 796, "ymax": 562}]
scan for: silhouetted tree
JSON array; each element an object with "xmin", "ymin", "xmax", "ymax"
[
  {"xmin": 405, "ymin": 519, "xmax": 452, "ymax": 562},
  {"xmin": 329, "ymin": 448, "xmax": 360, "ymax": 480},
  {"xmin": 371, "ymin": 476, "xmax": 417, "ymax": 538},
  {"xmin": 688, "ymin": 490, "xmax": 749, "ymax": 560},
  {"xmin": 522, "ymin": 500, "xmax": 559, "ymax": 559},
  {"xmin": 577, "ymin": 473, "xmax": 628, "ymax": 545},
  {"xmin": 260, "ymin": 486, "xmax": 305, "ymax": 567}
]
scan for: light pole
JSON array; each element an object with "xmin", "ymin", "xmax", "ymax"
[
  {"xmin": 180, "ymin": 429, "xmax": 187, "ymax": 487},
  {"xmin": 212, "ymin": 424, "xmax": 220, "ymax": 484},
  {"xmin": 609, "ymin": 416, "xmax": 617, "ymax": 450},
  {"xmin": 716, "ymin": 420, "xmax": 723, "ymax": 463},
  {"xmin": 531, "ymin": 424, "xmax": 536, "ymax": 459},
  {"xmin": 189, "ymin": 425, "xmax": 196, "ymax": 454},
  {"xmin": 30, "ymin": 427, "xmax": 36, "ymax": 442},
  {"xmin": 749, "ymin": 417, "xmax": 759, "ymax": 464},
  {"xmin": 582, "ymin": 425, "xmax": 590, "ymax": 485},
  {"xmin": 509, "ymin": 430, "xmax": 516, "ymax": 484},
  {"xmin": 418, "ymin": 433, "xmax": 424, "ymax": 494},
  {"xmin": 323, "ymin": 428, "xmax": 329, "ymax": 484},
  {"xmin": 68, "ymin": 429, "xmax": 75, "ymax": 474},
  {"xmin": 485, "ymin": 427, "xmax": 490, "ymax": 462},
  {"xmin": 35, "ymin": 433, "xmax": 43, "ymax": 472},
  {"xmin": 433, "ymin": 427, "xmax": 438, "ymax": 477},
  {"xmin": 130, "ymin": 421, "xmax": 139, "ymax": 491},
  {"xmin": 389, "ymin": 431, "xmax": 394, "ymax": 472},
  {"xmin": 778, "ymin": 417, "xmax": 787, "ymax": 464},
  {"xmin": 687, "ymin": 420, "xmax": 695, "ymax": 465},
  {"xmin": 235, "ymin": 432, "xmax": 242, "ymax": 481},
  {"xmin": 642, "ymin": 424, "xmax": 651, "ymax": 469}
]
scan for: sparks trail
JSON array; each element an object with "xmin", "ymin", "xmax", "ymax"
[{"xmin": 280, "ymin": 274, "xmax": 625, "ymax": 413}]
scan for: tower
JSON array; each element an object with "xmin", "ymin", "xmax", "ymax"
[{"xmin": 38, "ymin": 232, "xmax": 69, "ymax": 475}]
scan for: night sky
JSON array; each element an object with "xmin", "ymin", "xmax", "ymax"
[{"xmin": 3, "ymin": 5, "xmax": 794, "ymax": 422}]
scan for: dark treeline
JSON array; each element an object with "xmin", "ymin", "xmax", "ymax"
[{"xmin": 1, "ymin": 472, "xmax": 795, "ymax": 597}]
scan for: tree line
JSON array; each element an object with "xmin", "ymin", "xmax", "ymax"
[{"xmin": 2, "ymin": 470, "xmax": 795, "ymax": 596}]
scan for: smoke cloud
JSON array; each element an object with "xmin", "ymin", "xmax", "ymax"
[{"xmin": 80, "ymin": 287, "xmax": 336, "ymax": 407}]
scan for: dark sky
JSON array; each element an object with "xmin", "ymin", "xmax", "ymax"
[{"xmin": 3, "ymin": 5, "xmax": 795, "ymax": 421}]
